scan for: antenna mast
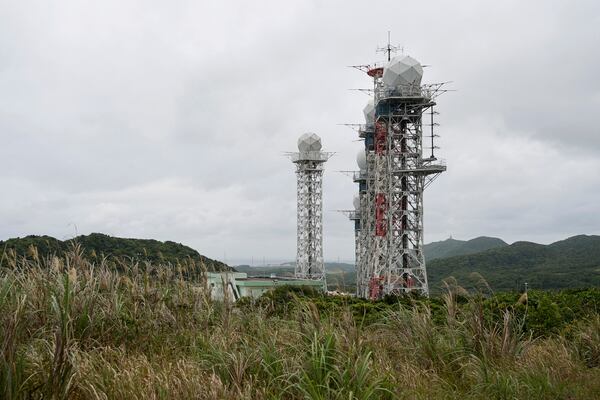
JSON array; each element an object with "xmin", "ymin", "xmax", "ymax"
[{"xmin": 377, "ymin": 31, "xmax": 400, "ymax": 61}]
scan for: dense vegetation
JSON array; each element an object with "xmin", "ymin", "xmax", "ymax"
[
  {"xmin": 428, "ymin": 235, "xmax": 600, "ymax": 293},
  {"xmin": 0, "ymin": 233, "xmax": 231, "ymax": 272},
  {"xmin": 424, "ymin": 236, "xmax": 508, "ymax": 260},
  {"xmin": 246, "ymin": 284, "xmax": 600, "ymax": 338},
  {"xmin": 1, "ymin": 250, "xmax": 599, "ymax": 399}
]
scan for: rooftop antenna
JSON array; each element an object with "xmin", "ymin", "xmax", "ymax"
[
  {"xmin": 428, "ymin": 107, "xmax": 440, "ymax": 159},
  {"xmin": 376, "ymin": 31, "xmax": 401, "ymax": 62}
]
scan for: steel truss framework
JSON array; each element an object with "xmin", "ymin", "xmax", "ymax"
[
  {"xmin": 354, "ymin": 76, "xmax": 447, "ymax": 299},
  {"xmin": 350, "ymin": 168, "xmax": 370, "ymax": 298},
  {"xmin": 290, "ymin": 152, "xmax": 332, "ymax": 281}
]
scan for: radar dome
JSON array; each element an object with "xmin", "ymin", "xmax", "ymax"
[
  {"xmin": 356, "ymin": 150, "xmax": 367, "ymax": 171},
  {"xmin": 382, "ymin": 55, "xmax": 423, "ymax": 89},
  {"xmin": 297, "ymin": 133, "xmax": 322, "ymax": 152},
  {"xmin": 353, "ymin": 194, "xmax": 360, "ymax": 210},
  {"xmin": 363, "ymin": 99, "xmax": 375, "ymax": 125}
]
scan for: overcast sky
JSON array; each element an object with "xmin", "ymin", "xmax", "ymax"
[{"xmin": 1, "ymin": 0, "xmax": 599, "ymax": 264}]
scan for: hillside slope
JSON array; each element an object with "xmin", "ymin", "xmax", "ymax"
[
  {"xmin": 0, "ymin": 233, "xmax": 231, "ymax": 271},
  {"xmin": 425, "ymin": 236, "xmax": 508, "ymax": 260},
  {"xmin": 235, "ymin": 236, "xmax": 600, "ymax": 294},
  {"xmin": 427, "ymin": 235, "xmax": 600, "ymax": 293}
]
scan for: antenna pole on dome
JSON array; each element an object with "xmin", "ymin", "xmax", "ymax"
[{"xmin": 377, "ymin": 31, "xmax": 399, "ymax": 62}]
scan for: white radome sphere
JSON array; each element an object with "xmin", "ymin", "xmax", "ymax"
[
  {"xmin": 356, "ymin": 150, "xmax": 367, "ymax": 171},
  {"xmin": 353, "ymin": 194, "xmax": 361, "ymax": 210},
  {"xmin": 382, "ymin": 55, "xmax": 423, "ymax": 88},
  {"xmin": 297, "ymin": 132, "xmax": 322, "ymax": 152},
  {"xmin": 363, "ymin": 99, "xmax": 375, "ymax": 125}
]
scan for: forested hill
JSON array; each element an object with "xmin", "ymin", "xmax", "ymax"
[
  {"xmin": 425, "ymin": 236, "xmax": 508, "ymax": 260},
  {"xmin": 428, "ymin": 235, "xmax": 600, "ymax": 293},
  {"xmin": 0, "ymin": 233, "xmax": 232, "ymax": 272}
]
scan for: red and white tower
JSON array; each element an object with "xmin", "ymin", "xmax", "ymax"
[{"xmin": 352, "ymin": 53, "xmax": 447, "ymax": 298}]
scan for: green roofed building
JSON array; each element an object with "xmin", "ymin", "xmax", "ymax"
[{"xmin": 206, "ymin": 272, "xmax": 324, "ymax": 301}]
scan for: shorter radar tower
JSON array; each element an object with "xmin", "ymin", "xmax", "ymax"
[{"xmin": 288, "ymin": 133, "xmax": 333, "ymax": 281}]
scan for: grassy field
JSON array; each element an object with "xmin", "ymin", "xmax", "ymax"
[{"xmin": 1, "ymin": 247, "xmax": 600, "ymax": 399}]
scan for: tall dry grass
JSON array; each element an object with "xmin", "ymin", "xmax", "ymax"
[{"xmin": 1, "ymin": 246, "xmax": 599, "ymax": 399}]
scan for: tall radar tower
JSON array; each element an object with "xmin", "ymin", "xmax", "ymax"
[
  {"xmin": 289, "ymin": 133, "xmax": 333, "ymax": 281},
  {"xmin": 349, "ymin": 52, "xmax": 448, "ymax": 298}
]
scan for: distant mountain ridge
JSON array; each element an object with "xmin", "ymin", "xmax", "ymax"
[
  {"xmin": 14, "ymin": 233, "xmax": 593, "ymax": 292},
  {"xmin": 427, "ymin": 235, "xmax": 600, "ymax": 293},
  {"xmin": 236, "ymin": 235, "xmax": 600, "ymax": 294},
  {"xmin": 0, "ymin": 233, "xmax": 232, "ymax": 272},
  {"xmin": 425, "ymin": 236, "xmax": 508, "ymax": 260}
]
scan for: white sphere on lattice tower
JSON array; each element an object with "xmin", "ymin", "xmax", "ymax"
[
  {"xmin": 353, "ymin": 194, "xmax": 360, "ymax": 210},
  {"xmin": 297, "ymin": 133, "xmax": 322, "ymax": 152},
  {"xmin": 363, "ymin": 99, "xmax": 375, "ymax": 125},
  {"xmin": 382, "ymin": 55, "xmax": 423, "ymax": 88},
  {"xmin": 356, "ymin": 149, "xmax": 367, "ymax": 171}
]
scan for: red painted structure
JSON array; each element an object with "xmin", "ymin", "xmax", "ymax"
[
  {"xmin": 367, "ymin": 67, "xmax": 383, "ymax": 78},
  {"xmin": 375, "ymin": 193, "xmax": 387, "ymax": 236},
  {"xmin": 375, "ymin": 121, "xmax": 386, "ymax": 155},
  {"xmin": 368, "ymin": 276, "xmax": 384, "ymax": 300}
]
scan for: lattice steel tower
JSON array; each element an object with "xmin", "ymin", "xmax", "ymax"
[
  {"xmin": 289, "ymin": 133, "xmax": 333, "ymax": 280},
  {"xmin": 351, "ymin": 54, "xmax": 447, "ymax": 298}
]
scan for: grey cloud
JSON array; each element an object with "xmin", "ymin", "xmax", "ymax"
[{"xmin": 1, "ymin": 0, "xmax": 599, "ymax": 262}]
